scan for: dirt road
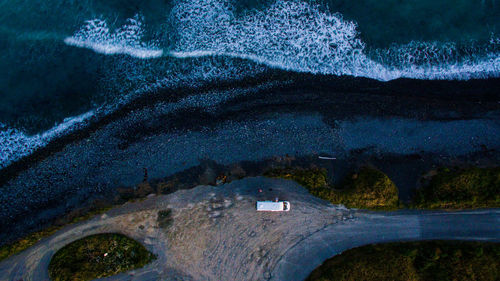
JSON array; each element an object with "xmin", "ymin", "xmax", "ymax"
[{"xmin": 0, "ymin": 177, "xmax": 498, "ymax": 281}]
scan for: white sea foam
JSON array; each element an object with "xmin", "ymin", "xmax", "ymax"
[
  {"xmin": 64, "ymin": 14, "xmax": 163, "ymax": 59},
  {"xmin": 0, "ymin": 111, "xmax": 94, "ymax": 169},
  {"xmin": 63, "ymin": 0, "xmax": 499, "ymax": 80},
  {"xmin": 171, "ymin": 0, "xmax": 500, "ymax": 81},
  {"xmin": 8, "ymin": 0, "xmax": 495, "ymax": 169}
]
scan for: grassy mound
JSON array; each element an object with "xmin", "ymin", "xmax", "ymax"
[
  {"xmin": 48, "ymin": 233, "xmax": 155, "ymax": 281},
  {"xmin": 334, "ymin": 167, "xmax": 399, "ymax": 210},
  {"xmin": 265, "ymin": 167, "xmax": 329, "ymax": 191},
  {"xmin": 265, "ymin": 167, "xmax": 399, "ymax": 210},
  {"xmin": 306, "ymin": 241, "xmax": 499, "ymax": 281},
  {"xmin": 413, "ymin": 167, "xmax": 500, "ymax": 209}
]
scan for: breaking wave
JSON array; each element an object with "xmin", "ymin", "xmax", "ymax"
[
  {"xmin": 2, "ymin": 0, "xmax": 499, "ymax": 170},
  {"xmin": 0, "ymin": 111, "xmax": 94, "ymax": 169},
  {"xmin": 170, "ymin": 0, "xmax": 500, "ymax": 81},
  {"xmin": 64, "ymin": 0, "xmax": 499, "ymax": 80},
  {"xmin": 64, "ymin": 14, "xmax": 163, "ymax": 59}
]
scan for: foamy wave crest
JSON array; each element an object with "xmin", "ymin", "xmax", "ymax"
[
  {"xmin": 64, "ymin": 14, "xmax": 163, "ymax": 59},
  {"xmin": 373, "ymin": 40, "xmax": 500, "ymax": 80},
  {"xmin": 171, "ymin": 0, "xmax": 500, "ymax": 81},
  {"xmin": 0, "ymin": 111, "xmax": 94, "ymax": 169},
  {"xmin": 171, "ymin": 0, "xmax": 378, "ymax": 76}
]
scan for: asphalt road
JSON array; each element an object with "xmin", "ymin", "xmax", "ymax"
[{"xmin": 271, "ymin": 209, "xmax": 500, "ymax": 281}]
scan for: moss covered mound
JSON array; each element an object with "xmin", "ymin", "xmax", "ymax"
[
  {"xmin": 265, "ymin": 167, "xmax": 329, "ymax": 191},
  {"xmin": 265, "ymin": 167, "xmax": 399, "ymax": 210},
  {"xmin": 307, "ymin": 241, "xmax": 500, "ymax": 281},
  {"xmin": 334, "ymin": 167, "xmax": 399, "ymax": 210},
  {"xmin": 48, "ymin": 233, "xmax": 155, "ymax": 281},
  {"xmin": 413, "ymin": 167, "xmax": 500, "ymax": 209}
]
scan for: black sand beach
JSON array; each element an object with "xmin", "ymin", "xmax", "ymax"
[{"xmin": 1, "ymin": 74, "xmax": 499, "ymax": 244}]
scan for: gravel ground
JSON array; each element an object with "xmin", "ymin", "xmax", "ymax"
[{"xmin": 1, "ymin": 177, "xmax": 498, "ymax": 281}]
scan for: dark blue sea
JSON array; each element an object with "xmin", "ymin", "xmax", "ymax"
[
  {"xmin": 1, "ymin": 0, "xmax": 499, "ymax": 168},
  {"xmin": 0, "ymin": 0, "xmax": 499, "ymax": 241}
]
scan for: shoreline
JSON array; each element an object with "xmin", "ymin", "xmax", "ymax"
[
  {"xmin": 1, "ymin": 74, "xmax": 499, "ymax": 186},
  {"xmin": 1, "ymin": 157, "xmax": 499, "ymax": 261},
  {"xmin": 0, "ymin": 151, "xmax": 498, "ymax": 247},
  {"xmin": 0, "ymin": 73, "xmax": 499, "ymax": 245}
]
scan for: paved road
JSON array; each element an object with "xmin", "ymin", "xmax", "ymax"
[
  {"xmin": 271, "ymin": 209, "xmax": 500, "ymax": 281},
  {"xmin": 0, "ymin": 177, "xmax": 498, "ymax": 281}
]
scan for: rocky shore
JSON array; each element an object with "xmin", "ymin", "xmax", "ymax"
[{"xmin": 1, "ymin": 74, "xmax": 499, "ymax": 245}]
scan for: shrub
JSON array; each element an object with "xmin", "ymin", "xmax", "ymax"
[
  {"xmin": 413, "ymin": 167, "xmax": 500, "ymax": 209},
  {"xmin": 265, "ymin": 167, "xmax": 329, "ymax": 190},
  {"xmin": 265, "ymin": 167, "xmax": 399, "ymax": 210},
  {"xmin": 306, "ymin": 241, "xmax": 499, "ymax": 281}
]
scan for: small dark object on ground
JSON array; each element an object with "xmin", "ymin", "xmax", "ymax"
[
  {"xmin": 143, "ymin": 167, "xmax": 148, "ymax": 182},
  {"xmin": 157, "ymin": 209, "xmax": 173, "ymax": 229}
]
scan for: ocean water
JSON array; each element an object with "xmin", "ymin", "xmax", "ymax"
[{"xmin": 0, "ymin": 0, "xmax": 499, "ymax": 169}]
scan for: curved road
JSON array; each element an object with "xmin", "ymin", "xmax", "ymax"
[
  {"xmin": 271, "ymin": 209, "xmax": 500, "ymax": 281},
  {"xmin": 0, "ymin": 178, "xmax": 498, "ymax": 281}
]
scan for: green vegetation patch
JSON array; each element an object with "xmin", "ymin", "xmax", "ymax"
[
  {"xmin": 334, "ymin": 167, "xmax": 399, "ymax": 210},
  {"xmin": 265, "ymin": 167, "xmax": 329, "ymax": 191},
  {"xmin": 0, "ymin": 225, "xmax": 60, "ymax": 263},
  {"xmin": 265, "ymin": 167, "xmax": 399, "ymax": 210},
  {"xmin": 0, "ymin": 206, "xmax": 112, "ymax": 262},
  {"xmin": 413, "ymin": 167, "xmax": 500, "ymax": 209},
  {"xmin": 306, "ymin": 241, "xmax": 500, "ymax": 281},
  {"xmin": 48, "ymin": 233, "xmax": 155, "ymax": 281}
]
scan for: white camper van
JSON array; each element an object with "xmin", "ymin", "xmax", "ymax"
[{"xmin": 256, "ymin": 201, "xmax": 291, "ymax": 212}]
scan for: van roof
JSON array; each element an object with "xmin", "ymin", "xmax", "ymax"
[{"xmin": 257, "ymin": 201, "xmax": 284, "ymax": 211}]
